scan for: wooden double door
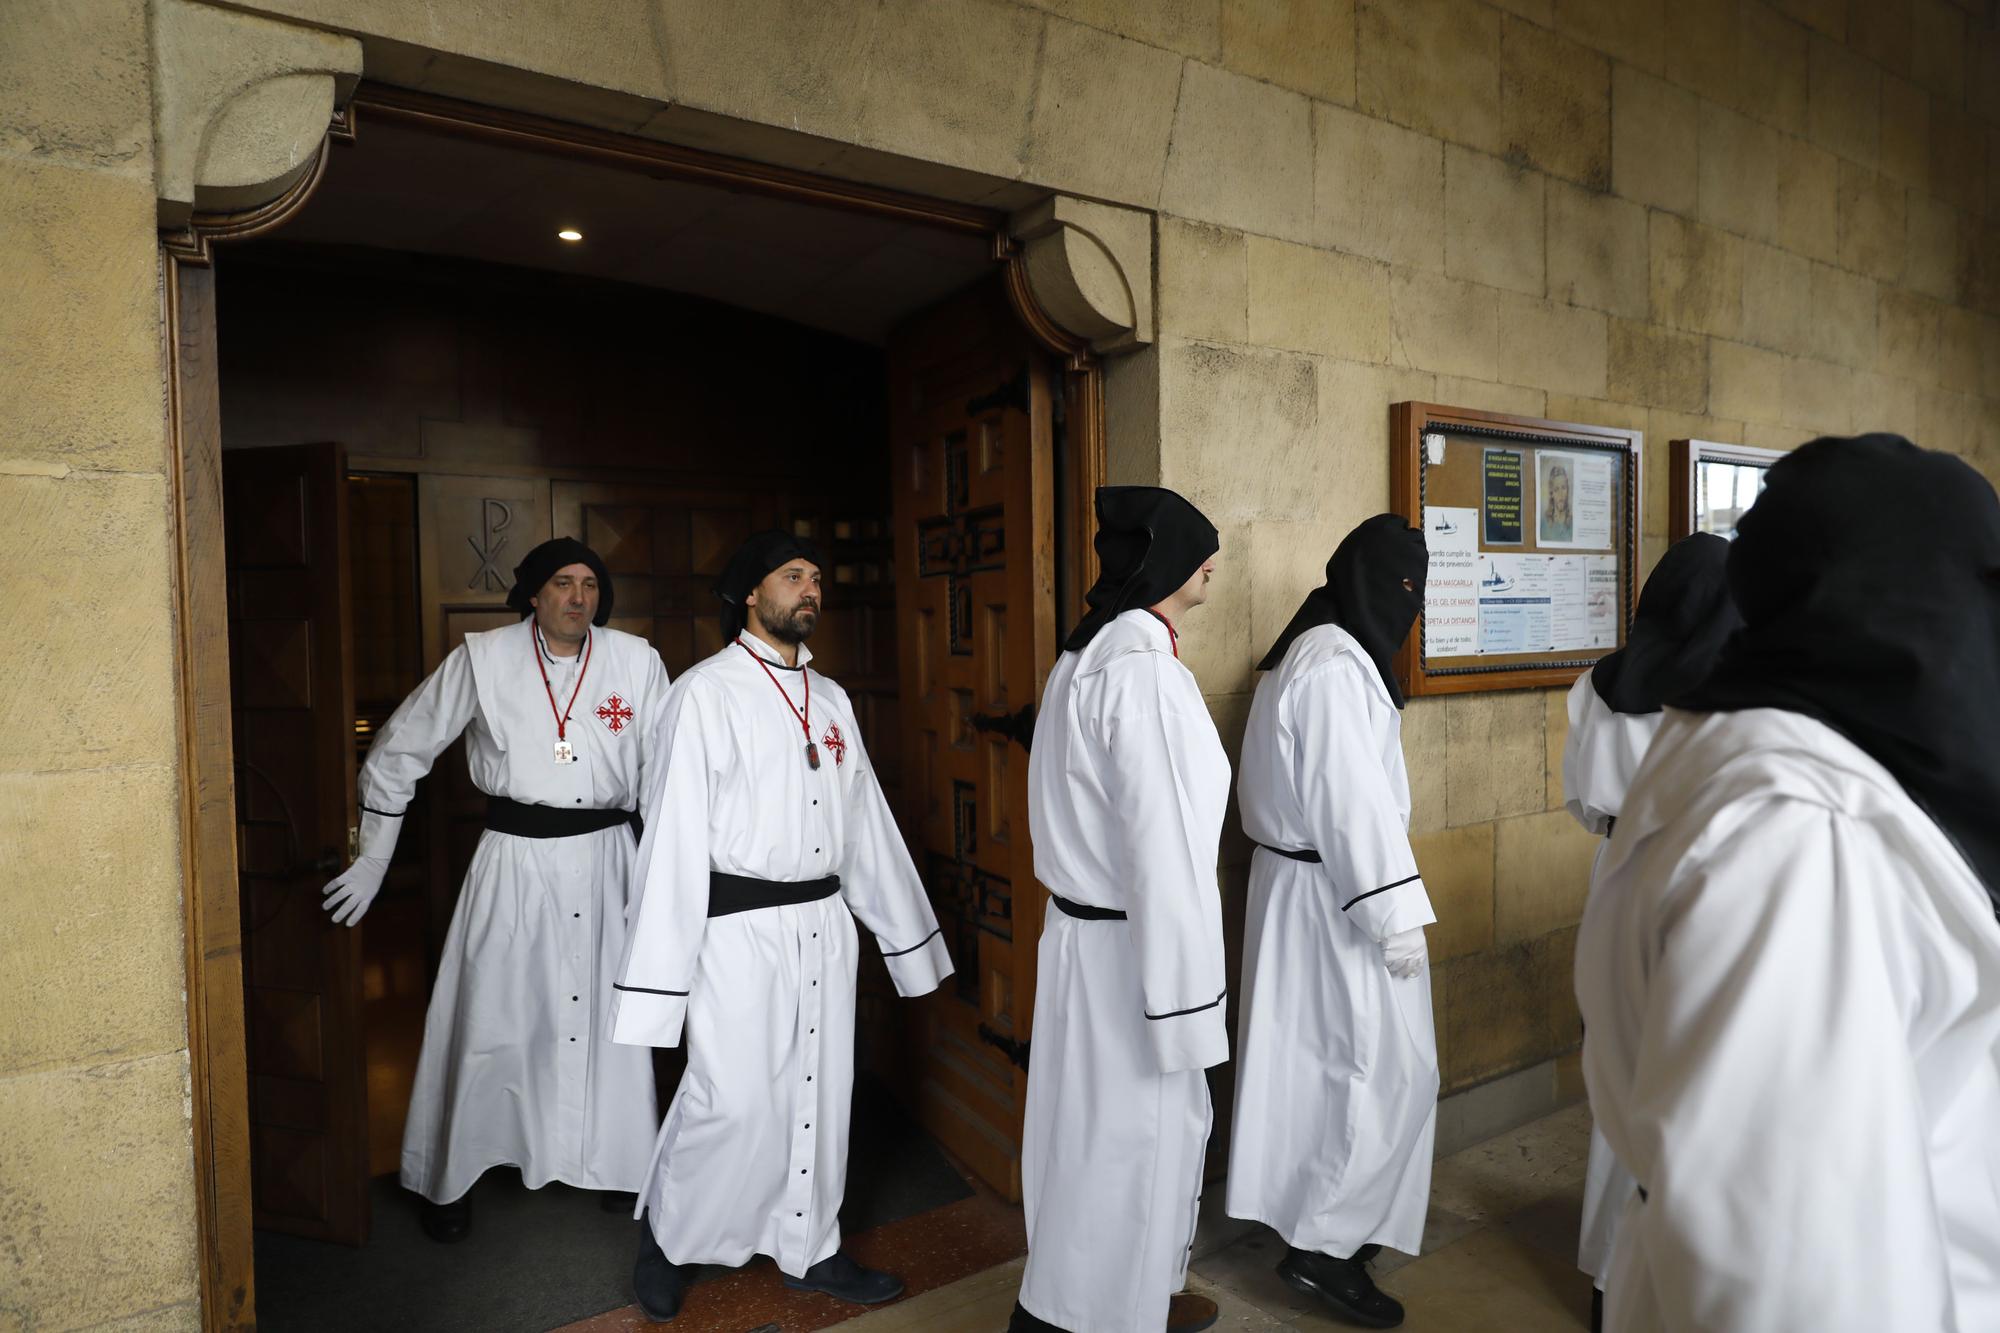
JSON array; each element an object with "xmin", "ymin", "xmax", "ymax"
[{"xmin": 229, "ymin": 279, "xmax": 1065, "ymax": 1243}]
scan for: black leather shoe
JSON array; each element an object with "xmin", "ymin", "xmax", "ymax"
[
  {"xmin": 1591, "ymin": 1287, "xmax": 1604, "ymax": 1333},
  {"xmin": 1276, "ymin": 1246, "xmax": 1404, "ymax": 1328},
  {"xmin": 782, "ymin": 1251, "xmax": 905, "ymax": 1304},
  {"xmin": 633, "ymin": 1221, "xmax": 687, "ymax": 1321},
  {"xmin": 419, "ymin": 1195, "xmax": 471, "ymax": 1244},
  {"xmin": 1008, "ymin": 1300, "xmax": 1068, "ymax": 1332},
  {"xmin": 1354, "ymin": 1243, "xmax": 1382, "ymax": 1265}
]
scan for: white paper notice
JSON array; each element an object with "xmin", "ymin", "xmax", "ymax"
[
  {"xmin": 1423, "ymin": 505, "xmax": 1479, "ymax": 658},
  {"xmin": 1477, "ymin": 553, "xmax": 1555, "ymax": 654},
  {"xmin": 1585, "ymin": 556, "xmax": 1620, "ymax": 648},
  {"xmin": 1549, "ymin": 556, "xmax": 1589, "ymax": 649},
  {"xmin": 1536, "ymin": 450, "xmax": 1614, "ymax": 550}
]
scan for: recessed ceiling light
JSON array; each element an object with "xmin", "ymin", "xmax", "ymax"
[{"xmin": 557, "ymin": 228, "xmax": 583, "ymax": 242}]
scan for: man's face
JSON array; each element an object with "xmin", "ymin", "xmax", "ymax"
[
  {"xmin": 748, "ymin": 559, "xmax": 822, "ymax": 644},
  {"xmin": 530, "ymin": 562, "xmax": 599, "ymax": 643},
  {"xmin": 1174, "ymin": 555, "xmax": 1217, "ymax": 609}
]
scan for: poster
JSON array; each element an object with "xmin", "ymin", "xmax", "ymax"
[
  {"xmin": 1549, "ymin": 556, "xmax": 1589, "ymax": 649},
  {"xmin": 1537, "ymin": 449, "xmax": 1613, "ymax": 549},
  {"xmin": 1585, "ymin": 555, "xmax": 1620, "ymax": 647},
  {"xmin": 1476, "ymin": 553, "xmax": 1553, "ymax": 654},
  {"xmin": 1483, "ymin": 448, "xmax": 1524, "ymax": 545},
  {"xmin": 1422, "ymin": 505, "xmax": 1479, "ymax": 657}
]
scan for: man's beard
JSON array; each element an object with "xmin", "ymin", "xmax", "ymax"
[{"xmin": 755, "ymin": 598, "xmax": 818, "ymax": 645}]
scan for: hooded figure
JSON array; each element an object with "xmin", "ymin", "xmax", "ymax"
[
  {"xmin": 714, "ymin": 529, "xmax": 824, "ymax": 643},
  {"xmin": 1227, "ymin": 514, "xmax": 1437, "ymax": 1329},
  {"xmin": 507, "ymin": 536, "xmax": 616, "ymax": 625},
  {"xmin": 1577, "ymin": 435, "xmax": 2000, "ymax": 1332},
  {"xmin": 1014, "ymin": 487, "xmax": 1231, "ymax": 1333},
  {"xmin": 318, "ymin": 535, "xmax": 668, "ymax": 1242},
  {"xmin": 1559, "ymin": 532, "xmax": 1741, "ymax": 1310},
  {"xmin": 613, "ymin": 529, "xmax": 951, "ymax": 1321}
]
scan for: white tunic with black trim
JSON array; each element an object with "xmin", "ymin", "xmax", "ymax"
[
  {"xmin": 1019, "ymin": 609, "xmax": 1232, "ymax": 1333},
  {"xmin": 1578, "ymin": 708, "xmax": 2000, "ymax": 1332},
  {"xmin": 611, "ymin": 635, "xmax": 952, "ymax": 1277},
  {"xmin": 356, "ymin": 618, "xmax": 670, "ymax": 1203},
  {"xmin": 1227, "ymin": 624, "xmax": 1438, "ymax": 1258},
  {"xmin": 1561, "ymin": 669, "xmax": 1663, "ymax": 1287}
]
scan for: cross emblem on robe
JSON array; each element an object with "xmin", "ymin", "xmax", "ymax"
[{"xmin": 596, "ymin": 694, "xmax": 634, "ymax": 734}]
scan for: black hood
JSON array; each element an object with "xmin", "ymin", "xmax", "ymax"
[
  {"xmin": 715, "ymin": 530, "xmax": 825, "ymax": 642},
  {"xmin": 506, "ymin": 537, "xmax": 612, "ymax": 626},
  {"xmin": 1591, "ymin": 532, "xmax": 1740, "ymax": 715},
  {"xmin": 1064, "ymin": 487, "xmax": 1219, "ymax": 651},
  {"xmin": 1257, "ymin": 514, "xmax": 1427, "ymax": 707}
]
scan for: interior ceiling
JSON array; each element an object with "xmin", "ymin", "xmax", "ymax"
[{"xmin": 271, "ymin": 118, "xmax": 997, "ymax": 346}]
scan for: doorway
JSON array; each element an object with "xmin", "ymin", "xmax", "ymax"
[{"xmin": 173, "ymin": 88, "xmax": 1107, "ymax": 1331}]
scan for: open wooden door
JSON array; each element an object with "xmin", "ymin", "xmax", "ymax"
[
  {"xmin": 225, "ymin": 442, "xmax": 369, "ymax": 1243},
  {"xmin": 889, "ymin": 279, "xmax": 1058, "ymax": 1200}
]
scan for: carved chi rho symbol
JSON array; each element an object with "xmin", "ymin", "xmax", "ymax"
[
  {"xmin": 466, "ymin": 498, "xmax": 513, "ymax": 592},
  {"xmin": 916, "ymin": 431, "xmax": 1004, "ymax": 657}
]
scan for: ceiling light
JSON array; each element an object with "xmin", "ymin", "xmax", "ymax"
[{"xmin": 557, "ymin": 228, "xmax": 583, "ymax": 242}]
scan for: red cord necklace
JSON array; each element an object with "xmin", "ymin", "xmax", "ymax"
[
  {"xmin": 1145, "ymin": 609, "xmax": 1179, "ymax": 658},
  {"xmin": 533, "ymin": 623, "xmax": 592, "ymax": 763},
  {"xmin": 738, "ymin": 638, "xmax": 819, "ymax": 769}
]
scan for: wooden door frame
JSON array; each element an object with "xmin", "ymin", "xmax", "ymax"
[{"xmin": 163, "ymin": 84, "xmax": 1109, "ymax": 1331}]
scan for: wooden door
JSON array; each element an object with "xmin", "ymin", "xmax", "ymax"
[
  {"xmin": 889, "ymin": 280, "xmax": 1058, "ymax": 1200},
  {"xmin": 225, "ymin": 442, "xmax": 368, "ymax": 1243}
]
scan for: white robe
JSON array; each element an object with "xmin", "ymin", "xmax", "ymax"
[
  {"xmin": 1226, "ymin": 624, "xmax": 1439, "ymax": 1259},
  {"xmin": 1560, "ymin": 671, "xmax": 1662, "ymax": 1286},
  {"xmin": 1019, "ymin": 609, "xmax": 1231, "ymax": 1333},
  {"xmin": 611, "ymin": 635, "xmax": 952, "ymax": 1277},
  {"xmin": 357, "ymin": 619, "xmax": 669, "ymax": 1203},
  {"xmin": 1577, "ymin": 707, "xmax": 2000, "ymax": 1332}
]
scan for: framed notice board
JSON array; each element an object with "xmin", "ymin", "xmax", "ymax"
[
  {"xmin": 1670, "ymin": 438, "xmax": 1783, "ymax": 539},
  {"xmin": 1391, "ymin": 402, "xmax": 1642, "ymax": 697}
]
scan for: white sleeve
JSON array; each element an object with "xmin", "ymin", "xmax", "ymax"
[
  {"xmin": 632, "ymin": 647, "xmax": 673, "ymax": 834},
  {"xmin": 1290, "ymin": 656, "xmax": 1436, "ymax": 942},
  {"xmin": 835, "ymin": 718, "xmax": 953, "ymax": 997},
  {"xmin": 1563, "ymin": 673, "xmax": 1617, "ymax": 837},
  {"xmin": 1092, "ymin": 655, "xmax": 1230, "ymax": 1074},
  {"xmin": 1623, "ymin": 799, "xmax": 1951, "ymax": 1332},
  {"xmin": 354, "ymin": 645, "xmax": 478, "ymax": 859},
  {"xmin": 610, "ymin": 677, "xmax": 714, "ymax": 1048}
]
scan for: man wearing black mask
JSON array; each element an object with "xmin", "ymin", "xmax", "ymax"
[
  {"xmin": 1226, "ymin": 514, "xmax": 1434, "ymax": 1330},
  {"xmin": 1577, "ymin": 435, "xmax": 2000, "ymax": 1331}
]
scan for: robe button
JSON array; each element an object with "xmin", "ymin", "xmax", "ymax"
[
  {"xmin": 809, "ymin": 1028, "xmax": 815, "ymax": 1034},
  {"xmin": 573, "ymin": 912, "xmax": 581, "ymax": 919},
  {"xmin": 569, "ymin": 1037, "xmax": 577, "ymax": 1042},
  {"xmin": 800, "ymin": 1168, "xmax": 807, "ymax": 1174},
  {"xmin": 796, "ymin": 1212, "xmax": 803, "ymax": 1218},
  {"xmin": 575, "ymin": 798, "xmax": 582, "ymax": 804},
  {"xmin": 805, "ymin": 1123, "xmax": 811, "ymax": 1129},
  {"xmin": 572, "ymin": 995, "xmax": 579, "ymax": 1002},
  {"xmin": 807, "ymin": 1075, "xmax": 813, "ymax": 1082}
]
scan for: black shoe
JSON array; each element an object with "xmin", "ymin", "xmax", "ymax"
[
  {"xmin": 1167, "ymin": 1291, "xmax": 1220, "ymax": 1332},
  {"xmin": 1591, "ymin": 1287, "xmax": 1603, "ymax": 1333},
  {"xmin": 1008, "ymin": 1300, "xmax": 1068, "ymax": 1332},
  {"xmin": 1277, "ymin": 1246, "xmax": 1404, "ymax": 1328},
  {"xmin": 419, "ymin": 1195, "xmax": 471, "ymax": 1244},
  {"xmin": 1354, "ymin": 1243, "xmax": 1382, "ymax": 1265},
  {"xmin": 633, "ymin": 1221, "xmax": 688, "ymax": 1322},
  {"xmin": 782, "ymin": 1251, "xmax": 905, "ymax": 1304},
  {"xmin": 599, "ymin": 1190, "xmax": 639, "ymax": 1214}
]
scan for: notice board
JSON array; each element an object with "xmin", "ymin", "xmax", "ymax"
[{"xmin": 1390, "ymin": 402, "xmax": 1642, "ymax": 697}]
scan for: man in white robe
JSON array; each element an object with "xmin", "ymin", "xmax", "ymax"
[
  {"xmin": 1227, "ymin": 514, "xmax": 1434, "ymax": 1330},
  {"xmin": 612, "ymin": 530, "xmax": 952, "ymax": 1322},
  {"xmin": 1012, "ymin": 486, "xmax": 1230, "ymax": 1333},
  {"xmin": 319, "ymin": 537, "xmax": 667, "ymax": 1241},
  {"xmin": 1577, "ymin": 435, "xmax": 2000, "ymax": 1332},
  {"xmin": 1560, "ymin": 532, "xmax": 1737, "ymax": 1329}
]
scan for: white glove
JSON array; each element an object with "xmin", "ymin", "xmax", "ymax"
[
  {"xmin": 1382, "ymin": 927, "xmax": 1428, "ymax": 979},
  {"xmin": 322, "ymin": 855, "xmax": 390, "ymax": 927}
]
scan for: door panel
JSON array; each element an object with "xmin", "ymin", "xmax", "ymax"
[
  {"xmin": 225, "ymin": 441, "xmax": 368, "ymax": 1244},
  {"xmin": 890, "ymin": 279, "xmax": 1058, "ymax": 1200}
]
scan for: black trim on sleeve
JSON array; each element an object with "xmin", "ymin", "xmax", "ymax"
[
  {"xmin": 360, "ymin": 803, "xmax": 406, "ymax": 818},
  {"xmin": 1341, "ymin": 873, "xmax": 1421, "ymax": 912},
  {"xmin": 1144, "ymin": 989, "xmax": 1227, "ymax": 1022},
  {"xmin": 612, "ymin": 982, "xmax": 689, "ymax": 997},
  {"xmin": 881, "ymin": 927, "xmax": 943, "ymax": 959}
]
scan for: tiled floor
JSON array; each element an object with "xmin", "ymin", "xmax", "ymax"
[{"xmin": 835, "ymin": 1101, "xmax": 1597, "ymax": 1333}]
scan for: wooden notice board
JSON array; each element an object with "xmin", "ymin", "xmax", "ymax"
[{"xmin": 1391, "ymin": 402, "xmax": 1642, "ymax": 697}]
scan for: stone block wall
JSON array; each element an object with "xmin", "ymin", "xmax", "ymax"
[{"xmin": 4, "ymin": 0, "xmax": 1997, "ymax": 1323}]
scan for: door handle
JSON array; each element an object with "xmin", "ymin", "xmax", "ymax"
[
  {"xmin": 971, "ymin": 703, "xmax": 1035, "ymax": 752},
  {"xmin": 977, "ymin": 1022, "xmax": 1030, "ymax": 1071}
]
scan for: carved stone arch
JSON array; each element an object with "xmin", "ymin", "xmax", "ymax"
[
  {"xmin": 1005, "ymin": 196, "xmax": 1156, "ymax": 358},
  {"xmin": 152, "ymin": 0, "xmax": 361, "ymax": 236}
]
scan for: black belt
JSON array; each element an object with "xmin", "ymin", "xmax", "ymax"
[
  {"xmin": 484, "ymin": 796, "xmax": 637, "ymax": 839},
  {"xmin": 708, "ymin": 871, "xmax": 841, "ymax": 917},
  {"xmin": 1051, "ymin": 893, "xmax": 1126, "ymax": 921},
  {"xmin": 1255, "ymin": 843, "xmax": 1322, "ymax": 863}
]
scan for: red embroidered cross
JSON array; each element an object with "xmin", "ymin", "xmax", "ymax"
[
  {"xmin": 596, "ymin": 693, "xmax": 635, "ymax": 735},
  {"xmin": 820, "ymin": 723, "xmax": 847, "ymax": 766}
]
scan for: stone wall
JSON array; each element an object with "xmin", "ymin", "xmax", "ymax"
[{"xmin": 3, "ymin": 0, "xmax": 1996, "ymax": 1325}]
